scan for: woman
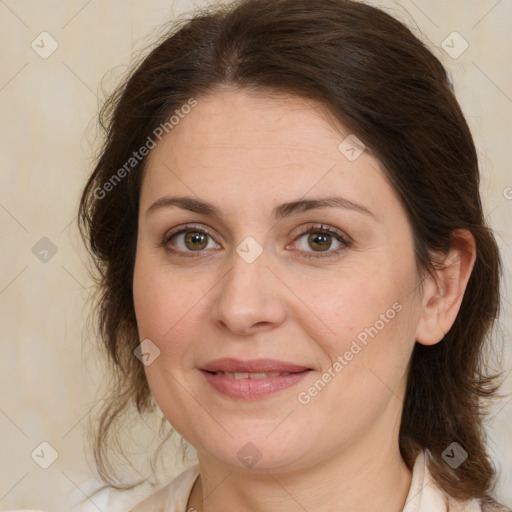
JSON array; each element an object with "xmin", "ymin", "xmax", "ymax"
[{"xmin": 78, "ymin": 0, "xmax": 510, "ymax": 510}]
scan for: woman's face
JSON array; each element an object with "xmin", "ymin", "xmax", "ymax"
[{"xmin": 133, "ymin": 89, "xmax": 427, "ymax": 472}]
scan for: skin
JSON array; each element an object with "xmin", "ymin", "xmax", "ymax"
[{"xmin": 132, "ymin": 87, "xmax": 476, "ymax": 512}]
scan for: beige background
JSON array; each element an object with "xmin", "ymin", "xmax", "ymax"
[{"xmin": 0, "ymin": 0, "xmax": 511, "ymax": 510}]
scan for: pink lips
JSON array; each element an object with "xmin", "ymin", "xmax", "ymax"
[
  {"xmin": 200, "ymin": 358, "xmax": 310, "ymax": 373},
  {"xmin": 199, "ymin": 358, "xmax": 311, "ymax": 400}
]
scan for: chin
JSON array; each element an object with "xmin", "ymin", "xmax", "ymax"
[{"xmin": 193, "ymin": 428, "xmax": 317, "ymax": 473}]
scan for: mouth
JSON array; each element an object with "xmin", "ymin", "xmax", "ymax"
[
  {"xmin": 199, "ymin": 358, "xmax": 312, "ymax": 399},
  {"xmin": 208, "ymin": 371, "xmax": 296, "ymax": 379},
  {"xmin": 199, "ymin": 357, "xmax": 311, "ymax": 373}
]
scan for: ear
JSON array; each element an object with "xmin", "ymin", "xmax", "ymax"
[{"xmin": 415, "ymin": 229, "xmax": 476, "ymax": 346}]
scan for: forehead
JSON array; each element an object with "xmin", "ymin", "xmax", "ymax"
[
  {"xmin": 151, "ymin": 89, "xmax": 345, "ymax": 163},
  {"xmin": 141, "ymin": 89, "xmax": 399, "ymax": 220}
]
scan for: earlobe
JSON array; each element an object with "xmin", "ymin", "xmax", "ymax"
[{"xmin": 415, "ymin": 229, "xmax": 476, "ymax": 347}]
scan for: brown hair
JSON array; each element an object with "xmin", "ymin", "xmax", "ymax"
[{"xmin": 79, "ymin": 0, "xmax": 506, "ymax": 504}]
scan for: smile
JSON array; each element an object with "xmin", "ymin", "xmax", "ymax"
[
  {"xmin": 213, "ymin": 371, "xmax": 290, "ymax": 379},
  {"xmin": 201, "ymin": 368, "xmax": 311, "ymax": 399}
]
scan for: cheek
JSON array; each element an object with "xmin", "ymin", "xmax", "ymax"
[
  {"xmin": 294, "ymin": 258, "xmax": 418, "ymax": 392},
  {"xmin": 132, "ymin": 263, "xmax": 166, "ymax": 339},
  {"xmin": 132, "ymin": 256, "xmax": 202, "ymax": 429},
  {"xmin": 132, "ymin": 252, "xmax": 210, "ymax": 358},
  {"xmin": 296, "ymin": 266, "xmax": 409, "ymax": 344}
]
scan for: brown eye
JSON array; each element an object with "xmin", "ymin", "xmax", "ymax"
[
  {"xmin": 307, "ymin": 232, "xmax": 332, "ymax": 252},
  {"xmin": 184, "ymin": 231, "xmax": 209, "ymax": 251},
  {"xmin": 164, "ymin": 226, "xmax": 221, "ymax": 254},
  {"xmin": 291, "ymin": 224, "xmax": 350, "ymax": 258}
]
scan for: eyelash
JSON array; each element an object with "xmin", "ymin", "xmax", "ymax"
[{"xmin": 160, "ymin": 223, "xmax": 351, "ymax": 259}]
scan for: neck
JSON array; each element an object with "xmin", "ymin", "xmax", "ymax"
[{"xmin": 187, "ymin": 432, "xmax": 412, "ymax": 512}]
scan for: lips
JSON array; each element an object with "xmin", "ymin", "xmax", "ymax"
[
  {"xmin": 200, "ymin": 358, "xmax": 310, "ymax": 374},
  {"xmin": 213, "ymin": 371, "xmax": 287, "ymax": 379},
  {"xmin": 199, "ymin": 358, "xmax": 312, "ymax": 399}
]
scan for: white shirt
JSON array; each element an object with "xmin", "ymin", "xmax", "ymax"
[{"xmin": 130, "ymin": 450, "xmax": 492, "ymax": 511}]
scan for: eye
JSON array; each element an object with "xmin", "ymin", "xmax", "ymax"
[
  {"xmin": 290, "ymin": 224, "xmax": 350, "ymax": 258},
  {"xmin": 161, "ymin": 223, "xmax": 350, "ymax": 259},
  {"xmin": 162, "ymin": 225, "xmax": 221, "ymax": 255}
]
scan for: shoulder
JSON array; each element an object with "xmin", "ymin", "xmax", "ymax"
[
  {"xmin": 129, "ymin": 465, "xmax": 200, "ymax": 512},
  {"xmin": 405, "ymin": 450, "xmax": 510, "ymax": 512},
  {"xmin": 478, "ymin": 496, "xmax": 512, "ymax": 512},
  {"xmin": 453, "ymin": 497, "xmax": 511, "ymax": 512},
  {"xmin": 129, "ymin": 484, "xmax": 170, "ymax": 512}
]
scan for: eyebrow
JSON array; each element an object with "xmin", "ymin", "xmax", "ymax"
[{"xmin": 146, "ymin": 195, "xmax": 376, "ymax": 220}]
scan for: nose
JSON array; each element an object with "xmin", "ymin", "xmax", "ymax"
[{"xmin": 210, "ymin": 246, "xmax": 288, "ymax": 336}]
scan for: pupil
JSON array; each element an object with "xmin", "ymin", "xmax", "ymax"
[
  {"xmin": 309, "ymin": 233, "xmax": 331, "ymax": 251},
  {"xmin": 186, "ymin": 232, "xmax": 207, "ymax": 250}
]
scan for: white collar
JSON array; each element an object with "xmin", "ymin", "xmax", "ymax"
[
  {"xmin": 403, "ymin": 450, "xmax": 482, "ymax": 512},
  {"xmin": 130, "ymin": 450, "xmax": 484, "ymax": 511}
]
